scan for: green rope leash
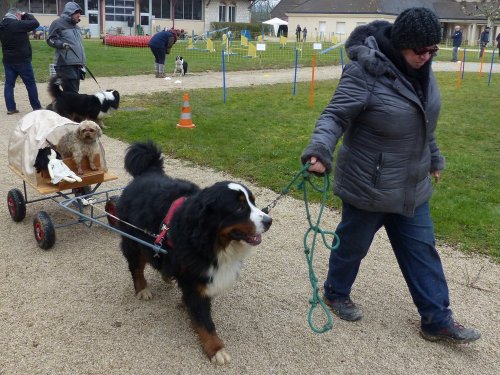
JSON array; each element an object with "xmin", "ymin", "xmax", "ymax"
[
  {"xmin": 298, "ymin": 170, "xmax": 340, "ymax": 333},
  {"xmin": 264, "ymin": 164, "xmax": 340, "ymax": 333}
]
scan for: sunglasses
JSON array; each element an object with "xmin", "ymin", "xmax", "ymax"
[{"xmin": 412, "ymin": 46, "xmax": 439, "ymax": 55}]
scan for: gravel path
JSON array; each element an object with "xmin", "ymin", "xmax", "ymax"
[{"xmin": 1, "ymin": 62, "xmax": 499, "ymax": 375}]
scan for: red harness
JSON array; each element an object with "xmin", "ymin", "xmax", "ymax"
[{"xmin": 154, "ymin": 196, "xmax": 186, "ymax": 248}]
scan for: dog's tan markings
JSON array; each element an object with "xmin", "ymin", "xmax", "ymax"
[
  {"xmin": 196, "ymin": 283, "xmax": 208, "ymax": 296},
  {"xmin": 132, "ymin": 253, "xmax": 151, "ymax": 299},
  {"xmin": 193, "ymin": 325, "xmax": 231, "ymax": 365},
  {"xmin": 218, "ymin": 222, "xmax": 255, "ymax": 249}
]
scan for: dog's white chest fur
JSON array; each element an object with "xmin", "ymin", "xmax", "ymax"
[{"xmin": 204, "ymin": 243, "xmax": 253, "ymax": 297}]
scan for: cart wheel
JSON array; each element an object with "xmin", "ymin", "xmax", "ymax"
[
  {"xmin": 7, "ymin": 188, "xmax": 26, "ymax": 222},
  {"xmin": 105, "ymin": 195, "xmax": 120, "ymax": 228},
  {"xmin": 33, "ymin": 211, "xmax": 55, "ymax": 250}
]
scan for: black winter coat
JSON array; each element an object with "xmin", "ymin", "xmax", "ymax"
[
  {"xmin": 301, "ymin": 21, "xmax": 445, "ymax": 217},
  {"xmin": 0, "ymin": 13, "xmax": 39, "ymax": 64}
]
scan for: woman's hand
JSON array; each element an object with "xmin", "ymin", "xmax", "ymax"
[
  {"xmin": 431, "ymin": 170, "xmax": 441, "ymax": 183},
  {"xmin": 307, "ymin": 156, "xmax": 326, "ymax": 174}
]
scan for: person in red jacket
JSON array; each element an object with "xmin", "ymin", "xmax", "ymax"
[{"xmin": 0, "ymin": 8, "xmax": 42, "ymax": 115}]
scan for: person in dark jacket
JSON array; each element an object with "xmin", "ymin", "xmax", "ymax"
[
  {"xmin": 295, "ymin": 24, "xmax": 302, "ymax": 42},
  {"xmin": 0, "ymin": 8, "xmax": 42, "ymax": 115},
  {"xmin": 496, "ymin": 32, "xmax": 500, "ymax": 58},
  {"xmin": 47, "ymin": 2, "xmax": 86, "ymax": 93},
  {"xmin": 301, "ymin": 7, "xmax": 481, "ymax": 343},
  {"xmin": 148, "ymin": 29, "xmax": 177, "ymax": 78},
  {"xmin": 450, "ymin": 25, "xmax": 462, "ymax": 62},
  {"xmin": 479, "ymin": 27, "xmax": 490, "ymax": 58}
]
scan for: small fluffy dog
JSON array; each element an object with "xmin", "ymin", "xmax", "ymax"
[
  {"xmin": 56, "ymin": 120, "xmax": 102, "ymax": 175},
  {"xmin": 47, "ymin": 76, "xmax": 120, "ymax": 128},
  {"xmin": 117, "ymin": 141, "xmax": 272, "ymax": 365},
  {"xmin": 173, "ymin": 56, "xmax": 188, "ymax": 76}
]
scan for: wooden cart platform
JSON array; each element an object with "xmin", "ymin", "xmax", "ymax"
[{"xmin": 8, "ymin": 155, "xmax": 118, "ymax": 195}]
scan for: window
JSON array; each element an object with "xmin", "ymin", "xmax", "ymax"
[
  {"xmin": 15, "ymin": 1, "xmax": 57, "ymax": 15},
  {"xmin": 228, "ymin": 5, "xmax": 235, "ymax": 22},
  {"xmin": 336, "ymin": 22, "xmax": 346, "ymax": 35},
  {"xmin": 105, "ymin": 0, "xmax": 134, "ymax": 21},
  {"xmin": 174, "ymin": 0, "xmax": 202, "ymax": 20},
  {"xmin": 152, "ymin": 0, "xmax": 171, "ymax": 19},
  {"xmin": 140, "ymin": 1, "xmax": 149, "ymax": 13},
  {"xmin": 219, "ymin": 5, "xmax": 226, "ymax": 22},
  {"xmin": 89, "ymin": 13, "xmax": 98, "ymax": 24},
  {"xmin": 88, "ymin": 0, "xmax": 99, "ymax": 11}
]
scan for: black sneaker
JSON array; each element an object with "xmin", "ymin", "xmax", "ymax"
[
  {"xmin": 7, "ymin": 109, "xmax": 19, "ymax": 115},
  {"xmin": 421, "ymin": 321, "xmax": 481, "ymax": 343},
  {"xmin": 323, "ymin": 295, "xmax": 363, "ymax": 321}
]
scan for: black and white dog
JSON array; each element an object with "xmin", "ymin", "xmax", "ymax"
[
  {"xmin": 117, "ymin": 140, "xmax": 272, "ymax": 364},
  {"xmin": 46, "ymin": 76, "xmax": 120, "ymax": 128},
  {"xmin": 173, "ymin": 56, "xmax": 188, "ymax": 76}
]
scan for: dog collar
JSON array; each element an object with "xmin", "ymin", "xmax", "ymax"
[{"xmin": 154, "ymin": 196, "xmax": 186, "ymax": 248}]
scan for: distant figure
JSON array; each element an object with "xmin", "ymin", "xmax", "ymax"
[
  {"xmin": 479, "ymin": 27, "xmax": 490, "ymax": 58},
  {"xmin": 302, "ymin": 27, "xmax": 308, "ymax": 42},
  {"xmin": 148, "ymin": 29, "xmax": 177, "ymax": 78},
  {"xmin": 496, "ymin": 32, "xmax": 500, "ymax": 58},
  {"xmin": 47, "ymin": 2, "xmax": 86, "ymax": 93},
  {"xmin": 295, "ymin": 24, "xmax": 301, "ymax": 42},
  {"xmin": 0, "ymin": 7, "xmax": 42, "ymax": 115},
  {"xmin": 450, "ymin": 25, "xmax": 462, "ymax": 62}
]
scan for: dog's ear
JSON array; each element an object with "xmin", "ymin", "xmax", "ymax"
[{"xmin": 97, "ymin": 124, "xmax": 103, "ymax": 137}]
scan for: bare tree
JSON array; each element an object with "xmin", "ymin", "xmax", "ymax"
[{"xmin": 460, "ymin": 0, "xmax": 500, "ymax": 28}]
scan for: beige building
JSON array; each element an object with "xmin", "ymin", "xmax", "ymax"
[
  {"xmin": 272, "ymin": 0, "xmax": 499, "ymax": 46},
  {"xmin": 5, "ymin": 0, "xmax": 253, "ymax": 38}
]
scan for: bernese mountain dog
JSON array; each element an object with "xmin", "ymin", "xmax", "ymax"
[
  {"xmin": 46, "ymin": 76, "xmax": 120, "ymax": 128},
  {"xmin": 117, "ymin": 141, "xmax": 272, "ymax": 365}
]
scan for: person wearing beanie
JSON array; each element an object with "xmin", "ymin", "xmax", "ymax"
[
  {"xmin": 0, "ymin": 7, "xmax": 42, "ymax": 114},
  {"xmin": 301, "ymin": 7, "xmax": 481, "ymax": 343},
  {"xmin": 47, "ymin": 2, "xmax": 86, "ymax": 93},
  {"xmin": 479, "ymin": 26, "xmax": 490, "ymax": 58}
]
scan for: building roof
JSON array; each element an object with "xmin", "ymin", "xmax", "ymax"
[{"xmin": 272, "ymin": 0, "xmax": 486, "ymax": 21}]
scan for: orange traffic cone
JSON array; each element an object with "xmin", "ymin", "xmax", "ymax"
[{"xmin": 176, "ymin": 92, "xmax": 196, "ymax": 129}]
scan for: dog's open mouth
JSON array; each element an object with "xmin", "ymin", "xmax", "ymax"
[
  {"xmin": 230, "ymin": 231, "xmax": 262, "ymax": 246},
  {"xmin": 245, "ymin": 234, "xmax": 262, "ymax": 246}
]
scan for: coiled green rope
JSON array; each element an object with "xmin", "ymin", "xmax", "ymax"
[{"xmin": 265, "ymin": 164, "xmax": 340, "ymax": 333}]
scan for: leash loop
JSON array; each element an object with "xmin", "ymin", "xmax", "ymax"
[{"xmin": 264, "ymin": 163, "xmax": 340, "ymax": 333}]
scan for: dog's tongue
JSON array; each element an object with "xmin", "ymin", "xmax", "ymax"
[{"xmin": 246, "ymin": 234, "xmax": 262, "ymax": 246}]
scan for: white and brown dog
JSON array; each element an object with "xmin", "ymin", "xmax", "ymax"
[
  {"xmin": 173, "ymin": 56, "xmax": 188, "ymax": 76},
  {"xmin": 56, "ymin": 120, "xmax": 102, "ymax": 175}
]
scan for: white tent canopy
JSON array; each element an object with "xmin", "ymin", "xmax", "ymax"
[{"xmin": 262, "ymin": 17, "xmax": 288, "ymax": 36}]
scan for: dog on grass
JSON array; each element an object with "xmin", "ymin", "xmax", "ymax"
[
  {"xmin": 47, "ymin": 76, "xmax": 120, "ymax": 128},
  {"xmin": 116, "ymin": 140, "xmax": 272, "ymax": 365},
  {"xmin": 55, "ymin": 120, "xmax": 102, "ymax": 175},
  {"xmin": 173, "ymin": 56, "xmax": 188, "ymax": 76}
]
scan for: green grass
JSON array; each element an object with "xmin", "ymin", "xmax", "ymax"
[
  {"xmin": 7, "ymin": 39, "xmax": 497, "ymax": 258},
  {"xmin": 3, "ymin": 38, "xmax": 497, "ymax": 82},
  {"xmin": 103, "ymin": 72, "xmax": 499, "ymax": 260}
]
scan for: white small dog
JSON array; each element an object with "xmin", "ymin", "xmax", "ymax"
[{"xmin": 173, "ymin": 56, "xmax": 188, "ymax": 76}]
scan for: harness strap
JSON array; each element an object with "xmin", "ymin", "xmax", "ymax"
[{"xmin": 154, "ymin": 196, "xmax": 186, "ymax": 247}]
